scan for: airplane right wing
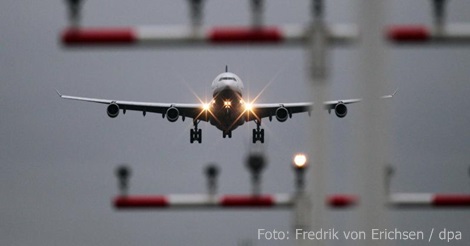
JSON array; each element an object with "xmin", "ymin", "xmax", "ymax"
[{"xmin": 56, "ymin": 90, "xmax": 210, "ymax": 122}]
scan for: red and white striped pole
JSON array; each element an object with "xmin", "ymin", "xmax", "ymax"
[
  {"xmin": 387, "ymin": 24, "xmax": 470, "ymax": 44},
  {"xmin": 114, "ymin": 193, "xmax": 470, "ymax": 209},
  {"xmin": 113, "ymin": 194, "xmax": 358, "ymax": 209},
  {"xmin": 60, "ymin": 24, "xmax": 357, "ymax": 47},
  {"xmin": 389, "ymin": 193, "xmax": 470, "ymax": 207}
]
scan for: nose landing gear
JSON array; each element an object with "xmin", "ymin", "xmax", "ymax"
[{"xmin": 223, "ymin": 131, "xmax": 232, "ymax": 138}]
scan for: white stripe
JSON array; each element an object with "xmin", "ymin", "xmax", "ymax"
[
  {"xmin": 136, "ymin": 25, "xmax": 205, "ymax": 44},
  {"xmin": 432, "ymin": 23, "xmax": 470, "ymax": 41},
  {"xmin": 273, "ymin": 193, "xmax": 295, "ymax": 205},
  {"xmin": 167, "ymin": 194, "xmax": 217, "ymax": 206},
  {"xmin": 389, "ymin": 193, "xmax": 433, "ymax": 204}
]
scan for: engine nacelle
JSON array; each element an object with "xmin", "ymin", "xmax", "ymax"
[
  {"xmin": 107, "ymin": 103, "xmax": 120, "ymax": 118},
  {"xmin": 166, "ymin": 107, "xmax": 180, "ymax": 122},
  {"xmin": 334, "ymin": 103, "xmax": 348, "ymax": 118},
  {"xmin": 275, "ymin": 107, "xmax": 289, "ymax": 122}
]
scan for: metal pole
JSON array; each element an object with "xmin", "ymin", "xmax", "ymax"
[
  {"xmin": 432, "ymin": 0, "xmax": 447, "ymax": 35},
  {"xmin": 250, "ymin": 0, "xmax": 264, "ymax": 28},
  {"xmin": 188, "ymin": 0, "xmax": 204, "ymax": 34},
  {"xmin": 356, "ymin": 0, "xmax": 388, "ymax": 245},
  {"xmin": 65, "ymin": 0, "xmax": 83, "ymax": 27},
  {"xmin": 297, "ymin": 0, "xmax": 329, "ymax": 245}
]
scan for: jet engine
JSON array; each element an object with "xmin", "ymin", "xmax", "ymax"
[
  {"xmin": 275, "ymin": 107, "xmax": 289, "ymax": 122},
  {"xmin": 107, "ymin": 103, "xmax": 120, "ymax": 118},
  {"xmin": 166, "ymin": 107, "xmax": 180, "ymax": 122},
  {"xmin": 334, "ymin": 103, "xmax": 347, "ymax": 118}
]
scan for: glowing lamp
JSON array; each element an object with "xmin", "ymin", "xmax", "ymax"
[
  {"xmin": 245, "ymin": 103, "xmax": 253, "ymax": 112},
  {"xmin": 292, "ymin": 153, "xmax": 308, "ymax": 191},
  {"xmin": 293, "ymin": 154, "xmax": 307, "ymax": 169}
]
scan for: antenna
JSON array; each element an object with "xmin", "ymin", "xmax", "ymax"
[{"xmin": 225, "ymin": 65, "xmax": 228, "ymax": 72}]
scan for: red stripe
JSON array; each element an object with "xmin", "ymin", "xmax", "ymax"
[
  {"xmin": 220, "ymin": 195, "xmax": 274, "ymax": 207},
  {"xmin": 209, "ymin": 27, "xmax": 283, "ymax": 43},
  {"xmin": 327, "ymin": 195, "xmax": 358, "ymax": 207},
  {"xmin": 114, "ymin": 196, "xmax": 169, "ymax": 208},
  {"xmin": 386, "ymin": 25, "xmax": 430, "ymax": 42},
  {"xmin": 62, "ymin": 28, "xmax": 136, "ymax": 45},
  {"xmin": 432, "ymin": 194, "xmax": 470, "ymax": 206}
]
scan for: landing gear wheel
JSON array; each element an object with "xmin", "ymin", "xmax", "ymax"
[
  {"xmin": 197, "ymin": 129, "xmax": 202, "ymax": 143},
  {"xmin": 252, "ymin": 128, "xmax": 265, "ymax": 143},
  {"xmin": 190, "ymin": 121, "xmax": 202, "ymax": 144},
  {"xmin": 252, "ymin": 120, "xmax": 265, "ymax": 143},
  {"xmin": 190, "ymin": 129, "xmax": 195, "ymax": 144},
  {"xmin": 252, "ymin": 129, "xmax": 257, "ymax": 143},
  {"xmin": 260, "ymin": 129, "xmax": 264, "ymax": 143}
]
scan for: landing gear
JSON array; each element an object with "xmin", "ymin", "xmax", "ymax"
[
  {"xmin": 252, "ymin": 120, "xmax": 264, "ymax": 143},
  {"xmin": 223, "ymin": 131, "xmax": 232, "ymax": 138},
  {"xmin": 190, "ymin": 120, "xmax": 202, "ymax": 144}
]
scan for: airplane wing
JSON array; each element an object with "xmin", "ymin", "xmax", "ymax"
[
  {"xmin": 251, "ymin": 102, "xmax": 312, "ymax": 121},
  {"xmin": 250, "ymin": 98, "xmax": 361, "ymax": 122},
  {"xmin": 249, "ymin": 88, "xmax": 398, "ymax": 122},
  {"xmin": 248, "ymin": 88, "xmax": 398, "ymax": 122},
  {"xmin": 56, "ymin": 90, "xmax": 208, "ymax": 122}
]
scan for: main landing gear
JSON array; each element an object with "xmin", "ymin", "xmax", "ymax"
[
  {"xmin": 190, "ymin": 120, "xmax": 202, "ymax": 144},
  {"xmin": 252, "ymin": 120, "xmax": 264, "ymax": 143}
]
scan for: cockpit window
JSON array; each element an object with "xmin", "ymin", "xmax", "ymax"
[{"xmin": 219, "ymin": 77, "xmax": 237, "ymax": 81}]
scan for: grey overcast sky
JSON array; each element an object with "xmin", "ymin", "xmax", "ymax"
[{"xmin": 1, "ymin": 0, "xmax": 469, "ymax": 245}]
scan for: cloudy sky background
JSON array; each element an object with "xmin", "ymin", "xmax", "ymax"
[{"xmin": 1, "ymin": 0, "xmax": 469, "ymax": 245}]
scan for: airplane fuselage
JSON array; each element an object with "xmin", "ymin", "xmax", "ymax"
[{"xmin": 209, "ymin": 72, "xmax": 247, "ymax": 134}]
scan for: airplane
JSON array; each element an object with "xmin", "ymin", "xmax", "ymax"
[{"xmin": 57, "ymin": 66, "xmax": 396, "ymax": 144}]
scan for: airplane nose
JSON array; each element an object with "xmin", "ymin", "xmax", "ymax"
[{"xmin": 218, "ymin": 81, "xmax": 231, "ymax": 91}]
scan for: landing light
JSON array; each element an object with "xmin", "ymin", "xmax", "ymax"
[
  {"xmin": 202, "ymin": 103, "xmax": 210, "ymax": 111},
  {"xmin": 245, "ymin": 103, "xmax": 253, "ymax": 111},
  {"xmin": 293, "ymin": 154, "xmax": 307, "ymax": 169}
]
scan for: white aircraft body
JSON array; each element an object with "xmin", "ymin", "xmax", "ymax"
[{"xmin": 58, "ymin": 67, "xmax": 395, "ymax": 143}]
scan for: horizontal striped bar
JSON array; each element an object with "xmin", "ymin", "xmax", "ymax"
[
  {"xmin": 327, "ymin": 194, "xmax": 358, "ymax": 207},
  {"xmin": 61, "ymin": 24, "xmax": 358, "ymax": 47},
  {"xmin": 114, "ymin": 193, "xmax": 470, "ymax": 209},
  {"xmin": 209, "ymin": 27, "xmax": 282, "ymax": 43},
  {"xmin": 387, "ymin": 24, "xmax": 470, "ymax": 44},
  {"xmin": 389, "ymin": 193, "xmax": 470, "ymax": 207},
  {"xmin": 62, "ymin": 28, "xmax": 135, "ymax": 44},
  {"xmin": 433, "ymin": 194, "xmax": 470, "ymax": 206},
  {"xmin": 220, "ymin": 195, "xmax": 275, "ymax": 207},
  {"xmin": 115, "ymin": 195, "xmax": 169, "ymax": 208},
  {"xmin": 114, "ymin": 194, "xmax": 292, "ymax": 209},
  {"xmin": 113, "ymin": 194, "xmax": 359, "ymax": 210}
]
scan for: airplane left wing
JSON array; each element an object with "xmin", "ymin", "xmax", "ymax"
[
  {"xmin": 250, "ymin": 98, "xmax": 362, "ymax": 122},
  {"xmin": 250, "ymin": 102, "xmax": 312, "ymax": 122},
  {"xmin": 249, "ymin": 88, "xmax": 397, "ymax": 122},
  {"xmin": 56, "ymin": 90, "xmax": 208, "ymax": 122}
]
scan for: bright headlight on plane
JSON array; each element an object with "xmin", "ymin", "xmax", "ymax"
[
  {"xmin": 245, "ymin": 103, "xmax": 253, "ymax": 112},
  {"xmin": 224, "ymin": 101, "xmax": 231, "ymax": 107},
  {"xmin": 202, "ymin": 103, "xmax": 210, "ymax": 111}
]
